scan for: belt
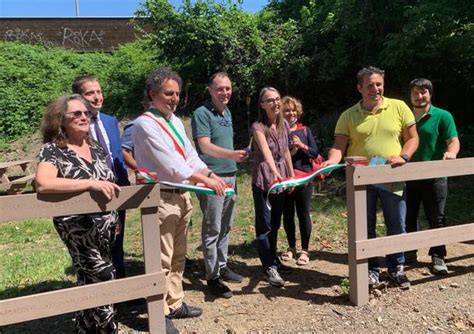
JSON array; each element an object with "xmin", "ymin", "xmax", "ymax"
[
  {"xmin": 161, "ymin": 188, "xmax": 187, "ymax": 195},
  {"xmin": 216, "ymin": 172, "xmax": 236, "ymax": 177}
]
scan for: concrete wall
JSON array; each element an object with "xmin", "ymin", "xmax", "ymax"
[{"xmin": 0, "ymin": 18, "xmax": 140, "ymax": 52}]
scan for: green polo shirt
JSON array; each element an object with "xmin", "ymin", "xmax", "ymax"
[
  {"xmin": 411, "ymin": 105, "xmax": 458, "ymax": 162},
  {"xmin": 191, "ymin": 101, "xmax": 237, "ymax": 174}
]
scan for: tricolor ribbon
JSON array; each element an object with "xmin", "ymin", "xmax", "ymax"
[
  {"xmin": 266, "ymin": 164, "xmax": 346, "ymax": 209},
  {"xmin": 135, "ymin": 169, "xmax": 236, "ymax": 196},
  {"xmin": 161, "ymin": 181, "xmax": 236, "ymax": 196}
]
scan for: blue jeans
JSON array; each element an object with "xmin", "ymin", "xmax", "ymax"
[
  {"xmin": 252, "ymin": 185, "xmax": 285, "ymax": 270},
  {"xmin": 367, "ymin": 185, "xmax": 406, "ymax": 272},
  {"xmin": 197, "ymin": 176, "xmax": 237, "ymax": 280}
]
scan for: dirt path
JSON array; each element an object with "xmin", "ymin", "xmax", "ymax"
[{"xmin": 114, "ymin": 242, "xmax": 473, "ymax": 333}]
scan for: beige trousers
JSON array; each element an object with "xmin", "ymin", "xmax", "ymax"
[{"xmin": 159, "ymin": 191, "xmax": 193, "ymax": 315}]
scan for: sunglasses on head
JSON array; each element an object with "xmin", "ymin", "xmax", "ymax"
[{"xmin": 66, "ymin": 110, "xmax": 90, "ymax": 119}]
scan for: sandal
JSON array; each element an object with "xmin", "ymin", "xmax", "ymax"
[
  {"xmin": 296, "ymin": 250, "xmax": 310, "ymax": 266},
  {"xmin": 280, "ymin": 248, "xmax": 296, "ymax": 262}
]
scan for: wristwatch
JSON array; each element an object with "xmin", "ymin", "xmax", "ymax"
[{"xmin": 400, "ymin": 154, "xmax": 410, "ymax": 162}]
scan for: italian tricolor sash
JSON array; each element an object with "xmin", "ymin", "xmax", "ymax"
[
  {"xmin": 266, "ymin": 164, "xmax": 346, "ymax": 209},
  {"xmin": 135, "ymin": 168, "xmax": 236, "ymax": 196},
  {"xmin": 142, "ymin": 108, "xmax": 186, "ymax": 160}
]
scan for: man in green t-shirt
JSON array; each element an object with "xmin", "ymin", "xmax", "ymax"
[
  {"xmin": 405, "ymin": 78, "xmax": 460, "ymax": 275},
  {"xmin": 324, "ymin": 66, "xmax": 419, "ymax": 289},
  {"xmin": 191, "ymin": 72, "xmax": 248, "ymax": 299}
]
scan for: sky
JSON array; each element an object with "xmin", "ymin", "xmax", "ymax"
[{"xmin": 0, "ymin": 0, "xmax": 268, "ymax": 17}]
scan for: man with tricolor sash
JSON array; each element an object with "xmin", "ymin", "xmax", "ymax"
[
  {"xmin": 323, "ymin": 66, "xmax": 419, "ymax": 290},
  {"xmin": 192, "ymin": 72, "xmax": 248, "ymax": 299},
  {"xmin": 133, "ymin": 68, "xmax": 227, "ymax": 332}
]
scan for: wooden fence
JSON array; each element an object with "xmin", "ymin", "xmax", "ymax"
[
  {"xmin": 0, "ymin": 185, "xmax": 166, "ymax": 333},
  {"xmin": 346, "ymin": 157, "xmax": 474, "ymax": 305}
]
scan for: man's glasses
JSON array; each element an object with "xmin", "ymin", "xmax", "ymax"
[
  {"xmin": 66, "ymin": 110, "xmax": 90, "ymax": 119},
  {"xmin": 263, "ymin": 97, "xmax": 281, "ymax": 105}
]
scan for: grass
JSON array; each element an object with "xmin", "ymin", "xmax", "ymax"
[{"xmin": 1, "ymin": 171, "xmax": 473, "ymax": 303}]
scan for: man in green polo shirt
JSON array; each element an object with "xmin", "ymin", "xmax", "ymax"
[
  {"xmin": 191, "ymin": 72, "xmax": 248, "ymax": 299},
  {"xmin": 324, "ymin": 66, "xmax": 419, "ymax": 289},
  {"xmin": 405, "ymin": 78, "xmax": 460, "ymax": 275}
]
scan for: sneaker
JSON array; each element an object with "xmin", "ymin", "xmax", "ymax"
[
  {"xmin": 168, "ymin": 303, "xmax": 203, "ymax": 319},
  {"xmin": 207, "ymin": 278, "xmax": 233, "ymax": 299},
  {"xmin": 265, "ymin": 267, "xmax": 285, "ymax": 287},
  {"xmin": 277, "ymin": 263, "xmax": 293, "ymax": 275},
  {"xmin": 368, "ymin": 270, "xmax": 380, "ymax": 287},
  {"xmin": 220, "ymin": 266, "xmax": 243, "ymax": 283},
  {"xmin": 431, "ymin": 255, "xmax": 448, "ymax": 275},
  {"xmin": 165, "ymin": 317, "xmax": 179, "ymax": 334},
  {"xmin": 388, "ymin": 266, "xmax": 411, "ymax": 290}
]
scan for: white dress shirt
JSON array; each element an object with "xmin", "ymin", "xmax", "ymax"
[{"xmin": 133, "ymin": 113, "xmax": 207, "ymax": 183}]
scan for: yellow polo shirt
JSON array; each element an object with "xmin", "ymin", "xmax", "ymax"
[{"xmin": 335, "ymin": 97, "xmax": 415, "ymax": 159}]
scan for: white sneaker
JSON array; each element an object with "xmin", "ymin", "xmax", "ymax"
[{"xmin": 265, "ymin": 267, "xmax": 285, "ymax": 287}]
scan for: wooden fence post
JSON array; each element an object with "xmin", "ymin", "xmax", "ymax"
[
  {"xmin": 141, "ymin": 206, "xmax": 166, "ymax": 334},
  {"xmin": 346, "ymin": 165, "xmax": 369, "ymax": 305}
]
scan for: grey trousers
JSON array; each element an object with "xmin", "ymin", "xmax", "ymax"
[{"xmin": 197, "ymin": 176, "xmax": 237, "ymax": 280}]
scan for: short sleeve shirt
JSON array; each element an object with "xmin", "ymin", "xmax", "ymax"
[
  {"xmin": 37, "ymin": 142, "xmax": 117, "ymax": 224},
  {"xmin": 251, "ymin": 121, "xmax": 291, "ymax": 191},
  {"xmin": 411, "ymin": 105, "xmax": 458, "ymax": 162},
  {"xmin": 191, "ymin": 101, "xmax": 237, "ymax": 174},
  {"xmin": 335, "ymin": 97, "xmax": 415, "ymax": 159},
  {"xmin": 121, "ymin": 120, "xmax": 135, "ymax": 151}
]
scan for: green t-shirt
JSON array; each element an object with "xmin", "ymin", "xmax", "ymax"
[
  {"xmin": 191, "ymin": 101, "xmax": 237, "ymax": 174},
  {"xmin": 411, "ymin": 105, "xmax": 458, "ymax": 162}
]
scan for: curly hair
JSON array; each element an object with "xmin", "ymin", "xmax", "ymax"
[
  {"xmin": 41, "ymin": 94, "xmax": 90, "ymax": 148},
  {"xmin": 281, "ymin": 96, "xmax": 303, "ymax": 119},
  {"xmin": 145, "ymin": 68, "xmax": 183, "ymax": 102}
]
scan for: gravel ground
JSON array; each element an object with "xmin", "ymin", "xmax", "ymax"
[{"xmin": 114, "ymin": 242, "xmax": 473, "ymax": 333}]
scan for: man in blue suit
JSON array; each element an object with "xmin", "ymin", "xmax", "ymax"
[{"xmin": 72, "ymin": 75, "xmax": 130, "ymax": 279}]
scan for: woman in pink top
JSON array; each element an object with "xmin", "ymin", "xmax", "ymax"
[{"xmin": 251, "ymin": 87, "xmax": 295, "ymax": 288}]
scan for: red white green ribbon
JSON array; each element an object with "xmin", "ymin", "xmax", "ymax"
[
  {"xmin": 161, "ymin": 181, "xmax": 236, "ymax": 196},
  {"xmin": 135, "ymin": 168, "xmax": 235, "ymax": 196},
  {"xmin": 266, "ymin": 164, "xmax": 346, "ymax": 209},
  {"xmin": 136, "ymin": 168, "xmax": 159, "ymax": 184}
]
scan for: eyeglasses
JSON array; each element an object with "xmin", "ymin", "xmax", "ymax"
[
  {"xmin": 263, "ymin": 97, "xmax": 281, "ymax": 105},
  {"xmin": 66, "ymin": 110, "xmax": 90, "ymax": 119}
]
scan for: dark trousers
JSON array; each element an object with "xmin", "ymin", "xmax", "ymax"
[
  {"xmin": 252, "ymin": 185, "xmax": 285, "ymax": 270},
  {"xmin": 283, "ymin": 183, "xmax": 313, "ymax": 250},
  {"xmin": 406, "ymin": 178, "xmax": 448, "ymax": 257},
  {"xmin": 112, "ymin": 210, "xmax": 126, "ymax": 279}
]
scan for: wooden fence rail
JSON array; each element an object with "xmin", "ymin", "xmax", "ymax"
[
  {"xmin": 0, "ymin": 185, "xmax": 165, "ymax": 333},
  {"xmin": 346, "ymin": 157, "xmax": 474, "ymax": 306}
]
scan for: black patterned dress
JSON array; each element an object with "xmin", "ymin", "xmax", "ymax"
[{"xmin": 38, "ymin": 142, "xmax": 118, "ymax": 334}]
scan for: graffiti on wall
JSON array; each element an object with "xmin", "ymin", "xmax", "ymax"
[
  {"xmin": 3, "ymin": 26, "xmax": 106, "ymax": 50},
  {"xmin": 4, "ymin": 28, "xmax": 54, "ymax": 47},
  {"xmin": 61, "ymin": 27, "xmax": 105, "ymax": 48}
]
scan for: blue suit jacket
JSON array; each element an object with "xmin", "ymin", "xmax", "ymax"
[{"xmin": 101, "ymin": 112, "xmax": 130, "ymax": 186}]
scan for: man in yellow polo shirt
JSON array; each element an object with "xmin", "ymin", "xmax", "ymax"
[{"xmin": 324, "ymin": 66, "xmax": 419, "ymax": 289}]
